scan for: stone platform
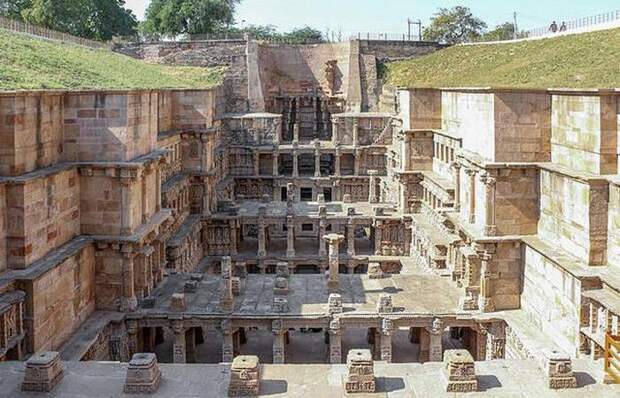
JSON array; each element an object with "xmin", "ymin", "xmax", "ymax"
[{"xmin": 0, "ymin": 359, "xmax": 616, "ymax": 397}]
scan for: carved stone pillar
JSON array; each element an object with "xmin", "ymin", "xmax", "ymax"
[
  {"xmin": 334, "ymin": 148, "xmax": 341, "ymax": 177},
  {"xmin": 324, "ymin": 233, "xmax": 344, "ymax": 292},
  {"xmin": 428, "ymin": 318, "xmax": 444, "ymax": 362},
  {"xmin": 354, "ymin": 149, "xmax": 360, "ymax": 175},
  {"xmin": 253, "ymin": 151, "xmax": 260, "ymax": 176},
  {"xmin": 172, "ymin": 320, "xmax": 186, "ymax": 363},
  {"xmin": 451, "ymin": 162, "xmax": 461, "ymax": 211},
  {"xmin": 314, "ymin": 141, "xmax": 321, "ymax": 177},
  {"xmin": 272, "ymin": 152, "xmax": 279, "ymax": 176},
  {"xmin": 229, "ymin": 220, "xmax": 238, "ymax": 256},
  {"xmin": 120, "ymin": 171, "xmax": 136, "ymax": 235},
  {"xmin": 126, "ymin": 320, "xmax": 138, "ymax": 357},
  {"xmin": 333, "ymin": 180, "xmax": 341, "ymax": 201},
  {"xmin": 272, "ymin": 320, "xmax": 285, "ymax": 364},
  {"xmin": 478, "ymin": 252, "xmax": 495, "ymax": 312},
  {"xmin": 202, "ymin": 177, "xmax": 211, "ymax": 216},
  {"xmin": 328, "ymin": 319, "xmax": 342, "ymax": 364},
  {"xmin": 403, "ymin": 133, "xmax": 411, "ymax": 171},
  {"xmin": 319, "ymin": 212, "xmax": 327, "ymax": 257},
  {"xmin": 465, "ymin": 168, "xmax": 477, "ymax": 224},
  {"xmin": 155, "ymin": 164, "xmax": 162, "ymax": 212},
  {"xmin": 221, "ymin": 320, "xmax": 234, "ymax": 362},
  {"xmin": 286, "ymin": 216, "xmax": 295, "ymax": 258},
  {"xmin": 374, "ymin": 220, "xmax": 383, "ymax": 255},
  {"xmin": 480, "ymin": 173, "xmax": 497, "ymax": 236},
  {"xmin": 368, "ymin": 170, "xmax": 379, "ymax": 203},
  {"xmin": 258, "ymin": 206, "xmax": 267, "ymax": 258},
  {"xmin": 292, "ymin": 149, "xmax": 299, "ymax": 178},
  {"xmin": 380, "ymin": 319, "xmax": 394, "ymax": 363},
  {"xmin": 141, "ymin": 165, "xmax": 152, "ymax": 224},
  {"xmin": 346, "ymin": 219, "xmax": 356, "ymax": 256},
  {"xmin": 121, "ymin": 245, "xmax": 137, "ymax": 312},
  {"xmin": 353, "ymin": 120, "xmax": 359, "ymax": 145},
  {"xmin": 485, "ymin": 322, "xmax": 506, "ymax": 360},
  {"xmin": 293, "ymin": 122, "xmax": 299, "ymax": 143}
]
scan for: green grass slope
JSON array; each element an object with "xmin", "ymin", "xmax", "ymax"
[
  {"xmin": 0, "ymin": 29, "xmax": 224, "ymax": 91},
  {"xmin": 384, "ymin": 27, "xmax": 620, "ymax": 89}
]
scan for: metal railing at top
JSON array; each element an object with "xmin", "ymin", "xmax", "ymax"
[
  {"xmin": 604, "ymin": 333, "xmax": 620, "ymax": 384},
  {"xmin": 0, "ymin": 16, "xmax": 110, "ymax": 49},
  {"xmin": 524, "ymin": 9, "xmax": 620, "ymax": 38},
  {"xmin": 348, "ymin": 32, "xmax": 422, "ymax": 42}
]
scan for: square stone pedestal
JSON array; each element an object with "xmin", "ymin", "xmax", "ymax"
[
  {"xmin": 345, "ymin": 349, "xmax": 375, "ymax": 394},
  {"xmin": 442, "ymin": 349, "xmax": 477, "ymax": 392},
  {"xmin": 545, "ymin": 351, "xmax": 577, "ymax": 389},
  {"xmin": 22, "ymin": 351, "xmax": 64, "ymax": 392},
  {"xmin": 228, "ymin": 355, "xmax": 261, "ymax": 396},
  {"xmin": 124, "ymin": 353, "xmax": 162, "ymax": 394}
]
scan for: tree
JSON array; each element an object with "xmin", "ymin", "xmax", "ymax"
[
  {"xmin": 481, "ymin": 22, "xmax": 516, "ymax": 42},
  {"xmin": 143, "ymin": 0, "xmax": 240, "ymax": 37},
  {"xmin": 281, "ymin": 26, "xmax": 323, "ymax": 43},
  {"xmin": 5, "ymin": 0, "xmax": 137, "ymax": 40},
  {"xmin": 423, "ymin": 6, "xmax": 487, "ymax": 44},
  {"xmin": 0, "ymin": 0, "xmax": 32, "ymax": 20}
]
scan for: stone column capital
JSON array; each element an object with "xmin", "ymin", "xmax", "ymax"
[
  {"xmin": 480, "ymin": 173, "xmax": 496, "ymax": 186},
  {"xmin": 464, "ymin": 167, "xmax": 477, "ymax": 176}
]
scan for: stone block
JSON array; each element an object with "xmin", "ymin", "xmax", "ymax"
[
  {"xmin": 273, "ymin": 277, "xmax": 289, "ymax": 295},
  {"xmin": 184, "ymin": 281, "xmax": 198, "ymax": 293},
  {"xmin": 170, "ymin": 293, "xmax": 186, "ymax": 312},
  {"xmin": 22, "ymin": 351, "xmax": 64, "ymax": 392},
  {"xmin": 228, "ymin": 355, "xmax": 260, "ymax": 397},
  {"xmin": 442, "ymin": 349, "xmax": 477, "ymax": 393},
  {"xmin": 376, "ymin": 294, "xmax": 393, "ymax": 313},
  {"xmin": 544, "ymin": 351, "xmax": 577, "ymax": 389},
  {"xmin": 367, "ymin": 263, "xmax": 384, "ymax": 279},
  {"xmin": 328, "ymin": 293, "xmax": 343, "ymax": 314},
  {"xmin": 272, "ymin": 297, "xmax": 289, "ymax": 313},
  {"xmin": 231, "ymin": 277, "xmax": 241, "ymax": 296},
  {"xmin": 345, "ymin": 349, "xmax": 375, "ymax": 393},
  {"xmin": 124, "ymin": 353, "xmax": 161, "ymax": 394}
]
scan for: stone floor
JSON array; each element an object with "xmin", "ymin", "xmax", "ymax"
[
  {"xmin": 144, "ymin": 271, "xmax": 463, "ymax": 316},
  {"xmin": 0, "ymin": 359, "xmax": 617, "ymax": 397}
]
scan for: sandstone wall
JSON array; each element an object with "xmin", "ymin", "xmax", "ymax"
[
  {"xmin": 358, "ymin": 40, "xmax": 445, "ymax": 62},
  {"xmin": 538, "ymin": 169, "xmax": 608, "ymax": 266},
  {"xmin": 63, "ymin": 91, "xmax": 158, "ymax": 162},
  {"xmin": 171, "ymin": 89, "xmax": 220, "ymax": 131},
  {"xmin": 19, "ymin": 243, "xmax": 96, "ymax": 352},
  {"xmin": 93, "ymin": 246, "xmax": 122, "ymax": 310},
  {"xmin": 494, "ymin": 167, "xmax": 539, "ymax": 236},
  {"xmin": 606, "ymin": 182, "xmax": 620, "ymax": 267},
  {"xmin": 551, "ymin": 93, "xmax": 618, "ymax": 175},
  {"xmin": 0, "ymin": 184, "xmax": 6, "ymax": 272},
  {"xmin": 522, "ymin": 244, "xmax": 582, "ymax": 354},
  {"xmin": 408, "ymin": 89, "xmax": 442, "ymax": 131},
  {"xmin": 0, "ymin": 93, "xmax": 64, "ymax": 176},
  {"xmin": 494, "ymin": 92, "xmax": 551, "ymax": 162},
  {"xmin": 6, "ymin": 168, "xmax": 80, "ymax": 269},
  {"xmin": 491, "ymin": 241, "xmax": 522, "ymax": 310},
  {"xmin": 256, "ymin": 42, "xmax": 352, "ymax": 109},
  {"xmin": 442, "ymin": 92, "xmax": 495, "ymax": 161}
]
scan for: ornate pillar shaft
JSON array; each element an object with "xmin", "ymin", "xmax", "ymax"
[
  {"xmin": 334, "ymin": 149, "xmax": 341, "ymax": 177},
  {"xmin": 374, "ymin": 221, "xmax": 383, "ymax": 255},
  {"xmin": 229, "ymin": 220, "xmax": 238, "ymax": 256},
  {"xmin": 325, "ymin": 233, "xmax": 344, "ymax": 292},
  {"xmin": 353, "ymin": 121, "xmax": 359, "ymax": 145},
  {"xmin": 368, "ymin": 170, "xmax": 379, "ymax": 203},
  {"xmin": 222, "ymin": 331, "xmax": 234, "ymax": 362},
  {"xmin": 292, "ymin": 150, "xmax": 299, "ymax": 178},
  {"xmin": 328, "ymin": 321, "xmax": 342, "ymax": 364},
  {"xmin": 272, "ymin": 320, "xmax": 285, "ymax": 364},
  {"xmin": 319, "ymin": 218, "xmax": 327, "ymax": 257},
  {"xmin": 481, "ymin": 173, "xmax": 497, "ymax": 236},
  {"xmin": 354, "ymin": 149, "xmax": 360, "ymax": 176},
  {"xmin": 126, "ymin": 320, "xmax": 138, "ymax": 357},
  {"xmin": 202, "ymin": 177, "xmax": 211, "ymax": 216},
  {"xmin": 120, "ymin": 175, "xmax": 134, "ymax": 235},
  {"xmin": 478, "ymin": 252, "xmax": 495, "ymax": 312},
  {"xmin": 314, "ymin": 142, "xmax": 321, "ymax": 177},
  {"xmin": 121, "ymin": 247, "xmax": 137, "ymax": 312},
  {"xmin": 273, "ymin": 152, "xmax": 279, "ymax": 176},
  {"xmin": 254, "ymin": 151, "xmax": 260, "ymax": 176},
  {"xmin": 485, "ymin": 322, "xmax": 506, "ymax": 360},
  {"xmin": 286, "ymin": 216, "xmax": 295, "ymax": 258},
  {"xmin": 155, "ymin": 166, "xmax": 162, "ymax": 212},
  {"xmin": 428, "ymin": 319, "xmax": 443, "ymax": 362},
  {"xmin": 347, "ymin": 220, "xmax": 356, "ymax": 256},
  {"xmin": 465, "ymin": 168, "xmax": 477, "ymax": 224},
  {"xmin": 403, "ymin": 133, "xmax": 411, "ymax": 171},
  {"xmin": 452, "ymin": 162, "xmax": 461, "ymax": 211},
  {"xmin": 172, "ymin": 322, "xmax": 186, "ymax": 363},
  {"xmin": 380, "ymin": 320, "xmax": 394, "ymax": 363},
  {"xmin": 293, "ymin": 123, "xmax": 299, "ymax": 143}
]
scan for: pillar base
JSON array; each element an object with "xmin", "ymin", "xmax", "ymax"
[{"xmin": 121, "ymin": 297, "xmax": 138, "ymax": 312}]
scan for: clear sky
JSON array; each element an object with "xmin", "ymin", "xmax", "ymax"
[{"xmin": 124, "ymin": 0, "xmax": 619, "ymax": 34}]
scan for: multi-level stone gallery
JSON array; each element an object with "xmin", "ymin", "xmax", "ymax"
[{"xmin": 0, "ymin": 11, "xmax": 619, "ymax": 397}]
